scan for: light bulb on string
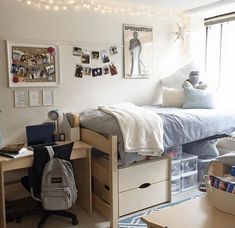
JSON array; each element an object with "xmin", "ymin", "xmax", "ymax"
[{"xmin": 17, "ymin": 0, "xmax": 185, "ymax": 20}]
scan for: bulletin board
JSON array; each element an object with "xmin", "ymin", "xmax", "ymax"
[{"xmin": 7, "ymin": 41, "xmax": 60, "ymax": 87}]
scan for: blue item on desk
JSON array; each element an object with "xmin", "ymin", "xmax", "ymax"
[{"xmin": 26, "ymin": 123, "xmax": 56, "ymax": 148}]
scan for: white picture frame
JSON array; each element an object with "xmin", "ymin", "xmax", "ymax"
[
  {"xmin": 29, "ymin": 90, "xmax": 40, "ymax": 107},
  {"xmin": 7, "ymin": 41, "xmax": 60, "ymax": 87},
  {"xmin": 123, "ymin": 24, "xmax": 153, "ymax": 79},
  {"xmin": 14, "ymin": 90, "xmax": 27, "ymax": 108},
  {"xmin": 42, "ymin": 90, "xmax": 54, "ymax": 106}
]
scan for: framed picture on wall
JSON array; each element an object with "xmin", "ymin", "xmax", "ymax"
[
  {"xmin": 123, "ymin": 24, "xmax": 153, "ymax": 79},
  {"xmin": 7, "ymin": 41, "xmax": 60, "ymax": 87}
]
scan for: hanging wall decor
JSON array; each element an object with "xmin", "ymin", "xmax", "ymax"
[
  {"xmin": 73, "ymin": 45, "xmax": 119, "ymax": 78},
  {"xmin": 123, "ymin": 24, "xmax": 153, "ymax": 79},
  {"xmin": 7, "ymin": 41, "xmax": 60, "ymax": 87}
]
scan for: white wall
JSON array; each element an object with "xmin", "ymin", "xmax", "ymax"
[
  {"xmin": 189, "ymin": 16, "xmax": 206, "ymax": 71},
  {"xmin": 0, "ymin": 1, "xmax": 193, "ymax": 145}
]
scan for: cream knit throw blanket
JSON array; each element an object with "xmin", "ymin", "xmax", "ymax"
[{"xmin": 99, "ymin": 102, "xmax": 163, "ymax": 156}]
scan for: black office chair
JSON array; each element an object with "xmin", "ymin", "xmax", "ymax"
[{"xmin": 16, "ymin": 143, "xmax": 78, "ymax": 228}]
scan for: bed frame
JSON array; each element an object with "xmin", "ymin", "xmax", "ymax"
[{"xmin": 81, "ymin": 128, "xmax": 171, "ymax": 228}]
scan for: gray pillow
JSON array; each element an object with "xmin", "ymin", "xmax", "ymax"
[{"xmin": 183, "ymin": 87, "xmax": 216, "ymax": 109}]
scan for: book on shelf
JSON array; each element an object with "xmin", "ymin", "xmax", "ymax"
[{"xmin": 0, "ymin": 143, "xmax": 26, "ymax": 154}]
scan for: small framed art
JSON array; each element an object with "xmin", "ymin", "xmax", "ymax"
[
  {"xmin": 7, "ymin": 41, "xmax": 60, "ymax": 87},
  {"xmin": 14, "ymin": 90, "xmax": 27, "ymax": 108},
  {"xmin": 29, "ymin": 90, "xmax": 40, "ymax": 107},
  {"xmin": 42, "ymin": 90, "xmax": 54, "ymax": 106},
  {"xmin": 59, "ymin": 133, "xmax": 65, "ymax": 141}
]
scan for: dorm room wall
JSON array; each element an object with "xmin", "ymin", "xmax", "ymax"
[{"xmin": 0, "ymin": 1, "xmax": 202, "ymax": 145}]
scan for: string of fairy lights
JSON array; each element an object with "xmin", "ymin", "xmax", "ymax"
[{"xmin": 16, "ymin": 0, "xmax": 187, "ymax": 19}]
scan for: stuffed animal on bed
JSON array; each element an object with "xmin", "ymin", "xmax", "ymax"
[{"xmin": 182, "ymin": 71, "xmax": 207, "ymax": 90}]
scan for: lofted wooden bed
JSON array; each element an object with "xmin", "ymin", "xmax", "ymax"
[{"xmin": 81, "ymin": 128, "xmax": 171, "ymax": 228}]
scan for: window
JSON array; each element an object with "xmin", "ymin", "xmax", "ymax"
[{"xmin": 205, "ymin": 14, "xmax": 235, "ymax": 107}]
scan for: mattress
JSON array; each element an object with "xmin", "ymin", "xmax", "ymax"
[{"xmin": 80, "ymin": 105, "xmax": 235, "ymax": 166}]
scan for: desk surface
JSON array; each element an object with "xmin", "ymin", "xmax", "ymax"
[
  {"xmin": 141, "ymin": 196, "xmax": 235, "ymax": 228},
  {"xmin": 0, "ymin": 141, "xmax": 92, "ymax": 172},
  {"xmin": 0, "ymin": 141, "xmax": 91, "ymax": 162}
]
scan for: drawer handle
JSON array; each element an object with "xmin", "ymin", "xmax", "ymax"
[
  {"xmin": 139, "ymin": 183, "xmax": 151, "ymax": 189},
  {"xmin": 104, "ymin": 185, "xmax": 110, "ymax": 190}
]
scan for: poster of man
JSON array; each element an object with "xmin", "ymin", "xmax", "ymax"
[{"xmin": 123, "ymin": 24, "xmax": 153, "ymax": 78}]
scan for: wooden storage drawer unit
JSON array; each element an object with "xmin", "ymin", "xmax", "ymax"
[
  {"xmin": 92, "ymin": 156, "xmax": 171, "ymax": 218},
  {"xmin": 119, "ymin": 157, "xmax": 171, "ymax": 216},
  {"xmin": 119, "ymin": 158, "xmax": 169, "ymax": 192},
  {"xmin": 119, "ymin": 180, "xmax": 169, "ymax": 216}
]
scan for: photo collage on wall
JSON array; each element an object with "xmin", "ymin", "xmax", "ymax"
[
  {"xmin": 10, "ymin": 46, "xmax": 57, "ymax": 84},
  {"xmin": 73, "ymin": 46, "xmax": 118, "ymax": 78}
]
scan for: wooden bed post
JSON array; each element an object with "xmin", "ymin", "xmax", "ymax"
[
  {"xmin": 109, "ymin": 135, "xmax": 118, "ymax": 228},
  {"xmin": 81, "ymin": 128, "xmax": 119, "ymax": 227}
]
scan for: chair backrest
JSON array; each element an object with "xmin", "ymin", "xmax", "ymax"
[{"xmin": 29, "ymin": 142, "xmax": 74, "ymax": 197}]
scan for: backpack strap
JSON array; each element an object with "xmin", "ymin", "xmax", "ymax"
[{"xmin": 45, "ymin": 146, "xmax": 55, "ymax": 160}]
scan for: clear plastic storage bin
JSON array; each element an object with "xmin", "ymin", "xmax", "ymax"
[
  {"xmin": 181, "ymin": 152, "xmax": 198, "ymax": 173},
  {"xmin": 164, "ymin": 146, "xmax": 182, "ymax": 160},
  {"xmin": 172, "ymin": 160, "xmax": 181, "ymax": 176},
  {"xmin": 198, "ymin": 157, "xmax": 215, "ymax": 182},
  {"xmin": 181, "ymin": 170, "xmax": 198, "ymax": 191},
  {"xmin": 172, "ymin": 175, "xmax": 181, "ymax": 194}
]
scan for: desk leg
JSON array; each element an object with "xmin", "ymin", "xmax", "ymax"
[
  {"xmin": 0, "ymin": 167, "xmax": 6, "ymax": 228},
  {"xmin": 74, "ymin": 150, "xmax": 92, "ymax": 214}
]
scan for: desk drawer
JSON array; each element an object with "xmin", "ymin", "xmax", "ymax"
[
  {"xmin": 119, "ymin": 180, "xmax": 169, "ymax": 216},
  {"xmin": 119, "ymin": 158, "xmax": 169, "ymax": 192}
]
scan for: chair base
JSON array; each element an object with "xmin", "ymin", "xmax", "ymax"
[
  {"xmin": 16, "ymin": 207, "xmax": 78, "ymax": 228},
  {"xmin": 37, "ymin": 210, "xmax": 78, "ymax": 228}
]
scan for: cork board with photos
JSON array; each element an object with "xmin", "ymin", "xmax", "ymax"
[{"xmin": 7, "ymin": 42, "xmax": 60, "ymax": 87}]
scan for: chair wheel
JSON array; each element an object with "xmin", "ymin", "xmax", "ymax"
[{"xmin": 72, "ymin": 217, "xmax": 78, "ymax": 225}]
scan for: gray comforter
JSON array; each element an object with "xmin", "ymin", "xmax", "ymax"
[{"xmin": 80, "ymin": 106, "xmax": 235, "ymax": 166}]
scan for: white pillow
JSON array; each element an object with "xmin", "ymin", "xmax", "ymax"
[
  {"xmin": 161, "ymin": 62, "xmax": 197, "ymax": 89},
  {"xmin": 162, "ymin": 87, "xmax": 184, "ymax": 107}
]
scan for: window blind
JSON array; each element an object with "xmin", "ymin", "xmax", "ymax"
[{"xmin": 205, "ymin": 12, "xmax": 235, "ymax": 26}]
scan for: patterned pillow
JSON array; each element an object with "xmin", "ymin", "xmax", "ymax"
[{"xmin": 183, "ymin": 87, "xmax": 216, "ymax": 109}]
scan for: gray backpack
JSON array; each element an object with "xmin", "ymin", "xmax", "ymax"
[{"xmin": 41, "ymin": 146, "xmax": 77, "ymax": 211}]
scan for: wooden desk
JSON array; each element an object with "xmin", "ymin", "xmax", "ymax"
[
  {"xmin": 0, "ymin": 141, "xmax": 92, "ymax": 228},
  {"xmin": 141, "ymin": 196, "xmax": 235, "ymax": 228}
]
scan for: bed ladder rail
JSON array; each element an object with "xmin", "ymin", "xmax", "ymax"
[{"xmin": 81, "ymin": 128, "xmax": 119, "ymax": 228}]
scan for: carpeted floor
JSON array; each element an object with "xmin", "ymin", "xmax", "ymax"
[{"xmin": 118, "ymin": 194, "xmax": 205, "ymax": 228}]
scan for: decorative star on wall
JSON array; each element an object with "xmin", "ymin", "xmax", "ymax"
[{"xmin": 173, "ymin": 23, "xmax": 188, "ymax": 43}]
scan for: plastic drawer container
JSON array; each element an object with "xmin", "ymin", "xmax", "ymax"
[
  {"xmin": 172, "ymin": 175, "xmax": 181, "ymax": 194},
  {"xmin": 164, "ymin": 146, "xmax": 182, "ymax": 160},
  {"xmin": 198, "ymin": 157, "xmax": 215, "ymax": 183},
  {"xmin": 172, "ymin": 160, "xmax": 181, "ymax": 176},
  {"xmin": 181, "ymin": 152, "xmax": 198, "ymax": 174},
  {"xmin": 181, "ymin": 170, "xmax": 198, "ymax": 191}
]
